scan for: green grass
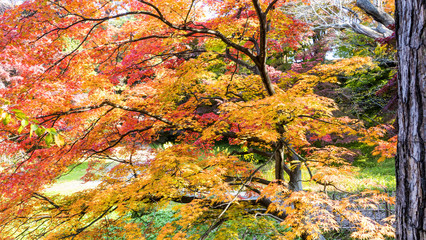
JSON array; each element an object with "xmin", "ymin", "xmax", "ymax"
[
  {"xmin": 350, "ymin": 143, "xmax": 396, "ymax": 191},
  {"xmin": 252, "ymin": 143, "xmax": 397, "ymax": 193},
  {"xmin": 55, "ymin": 162, "xmax": 90, "ymax": 182},
  {"xmin": 355, "ymin": 157, "xmax": 396, "ymax": 191}
]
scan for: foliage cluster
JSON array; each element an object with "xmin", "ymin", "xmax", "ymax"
[{"xmin": 0, "ymin": 0, "xmax": 397, "ymax": 239}]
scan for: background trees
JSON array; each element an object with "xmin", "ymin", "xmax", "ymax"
[
  {"xmin": 0, "ymin": 0, "xmax": 398, "ymax": 239},
  {"xmin": 0, "ymin": 1, "xmax": 12, "ymax": 15},
  {"xmin": 291, "ymin": 0, "xmax": 395, "ymax": 40}
]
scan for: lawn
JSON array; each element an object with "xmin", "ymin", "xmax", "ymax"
[
  {"xmin": 44, "ymin": 161, "xmax": 100, "ymax": 195},
  {"xmin": 55, "ymin": 161, "xmax": 90, "ymax": 183}
]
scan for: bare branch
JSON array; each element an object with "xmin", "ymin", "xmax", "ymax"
[
  {"xmin": 60, "ymin": 206, "xmax": 117, "ymax": 239},
  {"xmin": 356, "ymin": 0, "xmax": 395, "ymax": 27},
  {"xmin": 32, "ymin": 193, "xmax": 61, "ymax": 210},
  {"xmin": 38, "ymin": 100, "xmax": 175, "ymax": 127},
  {"xmin": 224, "ymin": 175, "xmax": 271, "ymax": 185}
]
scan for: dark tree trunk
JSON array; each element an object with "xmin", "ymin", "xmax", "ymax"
[
  {"xmin": 274, "ymin": 144, "xmax": 284, "ymax": 181},
  {"xmin": 274, "ymin": 126, "xmax": 303, "ymax": 191},
  {"xmin": 395, "ymin": 0, "xmax": 425, "ymax": 239},
  {"xmin": 273, "ymin": 143, "xmax": 302, "ymax": 191}
]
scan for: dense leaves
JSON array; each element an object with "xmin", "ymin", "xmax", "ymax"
[{"xmin": 0, "ymin": 1, "xmax": 397, "ymax": 239}]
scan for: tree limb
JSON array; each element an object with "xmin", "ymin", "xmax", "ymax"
[{"xmin": 356, "ymin": 0, "xmax": 395, "ymax": 27}]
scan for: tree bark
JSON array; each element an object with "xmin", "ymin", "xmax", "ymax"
[
  {"xmin": 288, "ymin": 154, "xmax": 303, "ymax": 191},
  {"xmin": 395, "ymin": 0, "xmax": 425, "ymax": 239}
]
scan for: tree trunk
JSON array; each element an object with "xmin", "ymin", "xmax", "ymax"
[
  {"xmin": 395, "ymin": 0, "xmax": 425, "ymax": 239},
  {"xmin": 274, "ymin": 146, "xmax": 284, "ymax": 181},
  {"xmin": 274, "ymin": 128, "xmax": 303, "ymax": 191},
  {"xmin": 274, "ymin": 142, "xmax": 303, "ymax": 191},
  {"xmin": 287, "ymin": 148, "xmax": 303, "ymax": 191}
]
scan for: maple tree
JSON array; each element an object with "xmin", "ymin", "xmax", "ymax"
[{"xmin": 0, "ymin": 0, "xmax": 398, "ymax": 239}]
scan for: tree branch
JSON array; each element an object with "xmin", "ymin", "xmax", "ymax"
[
  {"xmin": 38, "ymin": 100, "xmax": 175, "ymax": 127},
  {"xmin": 356, "ymin": 0, "xmax": 395, "ymax": 27},
  {"xmin": 60, "ymin": 206, "xmax": 117, "ymax": 239},
  {"xmin": 224, "ymin": 176, "xmax": 271, "ymax": 185}
]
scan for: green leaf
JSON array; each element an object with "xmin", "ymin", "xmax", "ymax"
[
  {"xmin": 11, "ymin": 109, "xmax": 24, "ymax": 114},
  {"xmin": 12, "ymin": 109, "xmax": 27, "ymax": 120},
  {"xmin": 35, "ymin": 127, "xmax": 46, "ymax": 137},
  {"xmin": 30, "ymin": 124, "xmax": 39, "ymax": 137},
  {"xmin": 2, "ymin": 113, "xmax": 11, "ymax": 125},
  {"xmin": 18, "ymin": 119, "xmax": 29, "ymax": 133},
  {"xmin": 47, "ymin": 128, "xmax": 58, "ymax": 135},
  {"xmin": 45, "ymin": 133, "xmax": 54, "ymax": 146},
  {"xmin": 0, "ymin": 97, "xmax": 10, "ymax": 105},
  {"xmin": 21, "ymin": 119, "xmax": 29, "ymax": 128}
]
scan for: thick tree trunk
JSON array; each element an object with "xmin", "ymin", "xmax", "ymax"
[
  {"xmin": 395, "ymin": 0, "xmax": 425, "ymax": 239},
  {"xmin": 258, "ymin": 64, "xmax": 275, "ymax": 96}
]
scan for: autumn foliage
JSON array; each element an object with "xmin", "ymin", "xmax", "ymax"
[{"xmin": 0, "ymin": 0, "xmax": 397, "ymax": 239}]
